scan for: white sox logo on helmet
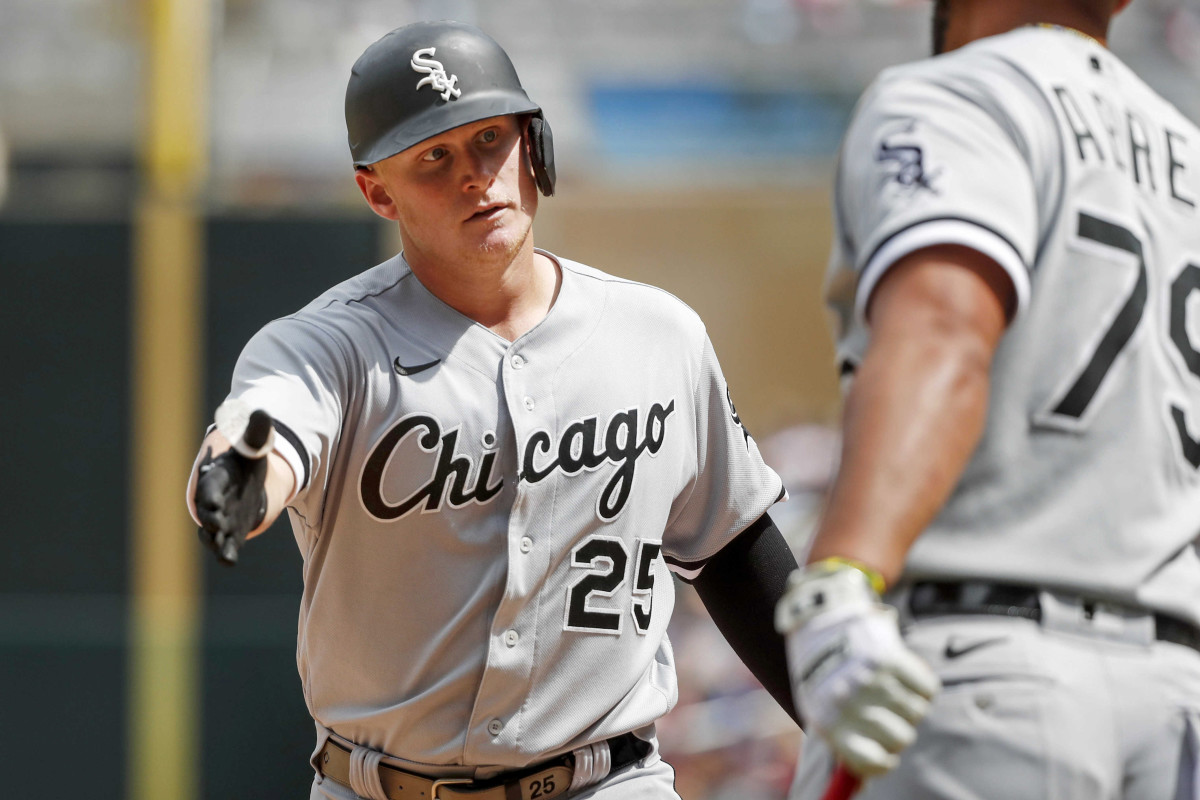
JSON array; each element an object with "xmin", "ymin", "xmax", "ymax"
[{"xmin": 410, "ymin": 47, "xmax": 462, "ymax": 101}]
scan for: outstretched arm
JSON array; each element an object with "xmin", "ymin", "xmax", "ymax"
[{"xmin": 186, "ymin": 409, "xmax": 296, "ymax": 564}]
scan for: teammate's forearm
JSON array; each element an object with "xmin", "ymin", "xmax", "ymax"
[{"xmin": 808, "ymin": 325, "xmax": 994, "ymax": 586}]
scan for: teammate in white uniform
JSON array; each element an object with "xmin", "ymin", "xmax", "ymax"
[
  {"xmin": 775, "ymin": 0, "xmax": 1200, "ymax": 797},
  {"xmin": 187, "ymin": 21, "xmax": 800, "ymax": 800}
]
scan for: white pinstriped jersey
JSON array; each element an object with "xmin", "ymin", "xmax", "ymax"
[
  {"xmin": 828, "ymin": 26, "xmax": 1200, "ymax": 623},
  {"xmin": 222, "ymin": 249, "xmax": 782, "ymax": 766}
]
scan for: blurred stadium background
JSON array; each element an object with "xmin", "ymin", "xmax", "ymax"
[{"xmin": 1, "ymin": 0, "xmax": 1196, "ymax": 798}]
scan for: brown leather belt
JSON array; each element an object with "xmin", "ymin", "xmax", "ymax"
[{"xmin": 317, "ymin": 732, "xmax": 649, "ymax": 800}]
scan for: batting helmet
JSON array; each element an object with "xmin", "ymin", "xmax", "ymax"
[{"xmin": 346, "ymin": 20, "xmax": 556, "ymax": 196}]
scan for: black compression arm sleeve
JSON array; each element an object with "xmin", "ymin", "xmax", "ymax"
[{"xmin": 690, "ymin": 512, "xmax": 802, "ymax": 727}]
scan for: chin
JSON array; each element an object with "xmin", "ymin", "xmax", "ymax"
[{"xmin": 480, "ymin": 218, "xmax": 531, "ymax": 256}]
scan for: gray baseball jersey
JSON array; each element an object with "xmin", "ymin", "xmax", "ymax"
[
  {"xmin": 222, "ymin": 249, "xmax": 782, "ymax": 766},
  {"xmin": 827, "ymin": 26, "xmax": 1200, "ymax": 623}
]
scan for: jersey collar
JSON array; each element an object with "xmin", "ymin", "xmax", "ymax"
[{"xmin": 1026, "ymin": 22, "xmax": 1104, "ymax": 47}]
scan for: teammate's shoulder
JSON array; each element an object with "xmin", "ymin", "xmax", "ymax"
[
  {"xmin": 849, "ymin": 27, "xmax": 1069, "ymax": 156},
  {"xmin": 868, "ymin": 28, "xmax": 1049, "ymax": 99},
  {"xmin": 553, "ymin": 251, "xmax": 707, "ymax": 331},
  {"xmin": 1100, "ymin": 43, "xmax": 1200, "ymax": 136}
]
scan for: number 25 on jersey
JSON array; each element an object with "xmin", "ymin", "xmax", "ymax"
[{"xmin": 565, "ymin": 537, "xmax": 662, "ymax": 634}]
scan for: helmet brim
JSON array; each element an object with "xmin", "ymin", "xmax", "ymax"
[{"xmin": 351, "ymin": 93, "xmax": 541, "ymax": 167}]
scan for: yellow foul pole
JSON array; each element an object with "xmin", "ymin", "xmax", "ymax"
[{"xmin": 130, "ymin": 0, "xmax": 211, "ymax": 798}]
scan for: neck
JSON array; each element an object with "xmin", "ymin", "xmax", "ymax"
[
  {"xmin": 944, "ymin": 1, "xmax": 1110, "ymax": 52},
  {"xmin": 406, "ymin": 238, "xmax": 561, "ymax": 342}
]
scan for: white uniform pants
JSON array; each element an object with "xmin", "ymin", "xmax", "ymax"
[{"xmin": 791, "ymin": 600, "xmax": 1200, "ymax": 800}]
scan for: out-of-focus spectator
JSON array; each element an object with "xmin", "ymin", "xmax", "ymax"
[
  {"xmin": 1165, "ymin": 4, "xmax": 1200, "ymax": 71},
  {"xmin": 659, "ymin": 424, "xmax": 840, "ymax": 799},
  {"xmin": 663, "ymin": 579, "xmax": 803, "ymax": 800},
  {"xmin": 758, "ymin": 424, "xmax": 840, "ymax": 554}
]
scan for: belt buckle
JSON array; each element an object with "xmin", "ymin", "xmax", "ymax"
[{"xmin": 430, "ymin": 777, "xmax": 474, "ymax": 799}]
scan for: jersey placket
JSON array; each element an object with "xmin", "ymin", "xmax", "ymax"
[{"xmin": 462, "ymin": 345, "xmax": 557, "ymax": 763}]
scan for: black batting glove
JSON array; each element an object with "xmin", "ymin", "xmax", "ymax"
[{"xmin": 194, "ymin": 410, "xmax": 273, "ymax": 565}]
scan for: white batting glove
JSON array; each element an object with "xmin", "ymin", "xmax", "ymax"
[{"xmin": 775, "ymin": 562, "xmax": 940, "ymax": 778}]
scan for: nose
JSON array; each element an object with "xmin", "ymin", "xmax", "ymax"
[{"xmin": 461, "ymin": 146, "xmax": 497, "ymax": 192}]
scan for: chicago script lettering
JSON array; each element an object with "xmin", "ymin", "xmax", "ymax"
[
  {"xmin": 361, "ymin": 400, "xmax": 675, "ymax": 522},
  {"xmin": 521, "ymin": 401, "xmax": 675, "ymax": 521},
  {"xmin": 361, "ymin": 414, "xmax": 503, "ymax": 520}
]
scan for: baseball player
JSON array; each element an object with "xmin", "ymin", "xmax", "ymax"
[
  {"xmin": 774, "ymin": 0, "xmax": 1200, "ymax": 798},
  {"xmin": 187, "ymin": 21, "xmax": 801, "ymax": 800}
]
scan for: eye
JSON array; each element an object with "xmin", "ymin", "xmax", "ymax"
[
  {"xmin": 421, "ymin": 146, "xmax": 448, "ymax": 162},
  {"xmin": 478, "ymin": 128, "xmax": 498, "ymax": 144}
]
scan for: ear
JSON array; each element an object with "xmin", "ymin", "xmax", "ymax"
[{"xmin": 354, "ymin": 166, "xmax": 401, "ymax": 221}]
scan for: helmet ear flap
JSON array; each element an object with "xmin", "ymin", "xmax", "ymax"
[{"xmin": 527, "ymin": 115, "xmax": 556, "ymax": 197}]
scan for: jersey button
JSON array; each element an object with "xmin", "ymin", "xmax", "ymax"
[
  {"xmin": 504, "ymin": 629, "xmax": 519, "ymax": 647},
  {"xmin": 523, "ymin": 397, "xmax": 535, "ymax": 411},
  {"xmin": 488, "ymin": 719, "xmax": 504, "ymax": 736},
  {"xmin": 519, "ymin": 537, "xmax": 533, "ymax": 554},
  {"xmin": 511, "ymin": 354, "xmax": 525, "ymax": 369}
]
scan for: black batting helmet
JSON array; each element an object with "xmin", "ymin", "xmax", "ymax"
[{"xmin": 345, "ymin": 20, "xmax": 556, "ymax": 196}]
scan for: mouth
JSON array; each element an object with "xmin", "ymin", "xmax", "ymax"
[{"xmin": 466, "ymin": 201, "xmax": 509, "ymax": 223}]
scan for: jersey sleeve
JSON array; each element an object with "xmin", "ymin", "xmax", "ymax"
[
  {"xmin": 224, "ymin": 315, "xmax": 349, "ymax": 513},
  {"xmin": 661, "ymin": 335, "xmax": 784, "ymax": 576},
  {"xmin": 832, "ymin": 63, "xmax": 1043, "ymax": 329}
]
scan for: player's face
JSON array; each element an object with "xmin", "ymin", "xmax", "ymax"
[{"xmin": 358, "ymin": 115, "xmax": 538, "ymax": 271}]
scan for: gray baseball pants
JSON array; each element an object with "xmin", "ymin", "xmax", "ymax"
[{"xmin": 791, "ymin": 593, "xmax": 1200, "ymax": 800}]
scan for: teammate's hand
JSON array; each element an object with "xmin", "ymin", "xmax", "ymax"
[
  {"xmin": 194, "ymin": 409, "xmax": 274, "ymax": 566},
  {"xmin": 775, "ymin": 562, "xmax": 940, "ymax": 779}
]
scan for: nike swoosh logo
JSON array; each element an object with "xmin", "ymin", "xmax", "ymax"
[
  {"xmin": 393, "ymin": 357, "xmax": 441, "ymax": 377},
  {"xmin": 943, "ymin": 636, "xmax": 1008, "ymax": 660}
]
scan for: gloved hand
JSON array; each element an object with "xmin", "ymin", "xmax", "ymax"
[
  {"xmin": 775, "ymin": 561, "xmax": 940, "ymax": 778},
  {"xmin": 194, "ymin": 408, "xmax": 274, "ymax": 566}
]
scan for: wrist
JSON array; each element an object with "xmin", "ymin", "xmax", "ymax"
[
  {"xmin": 774, "ymin": 559, "xmax": 882, "ymax": 635},
  {"xmin": 810, "ymin": 556, "xmax": 887, "ymax": 595}
]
